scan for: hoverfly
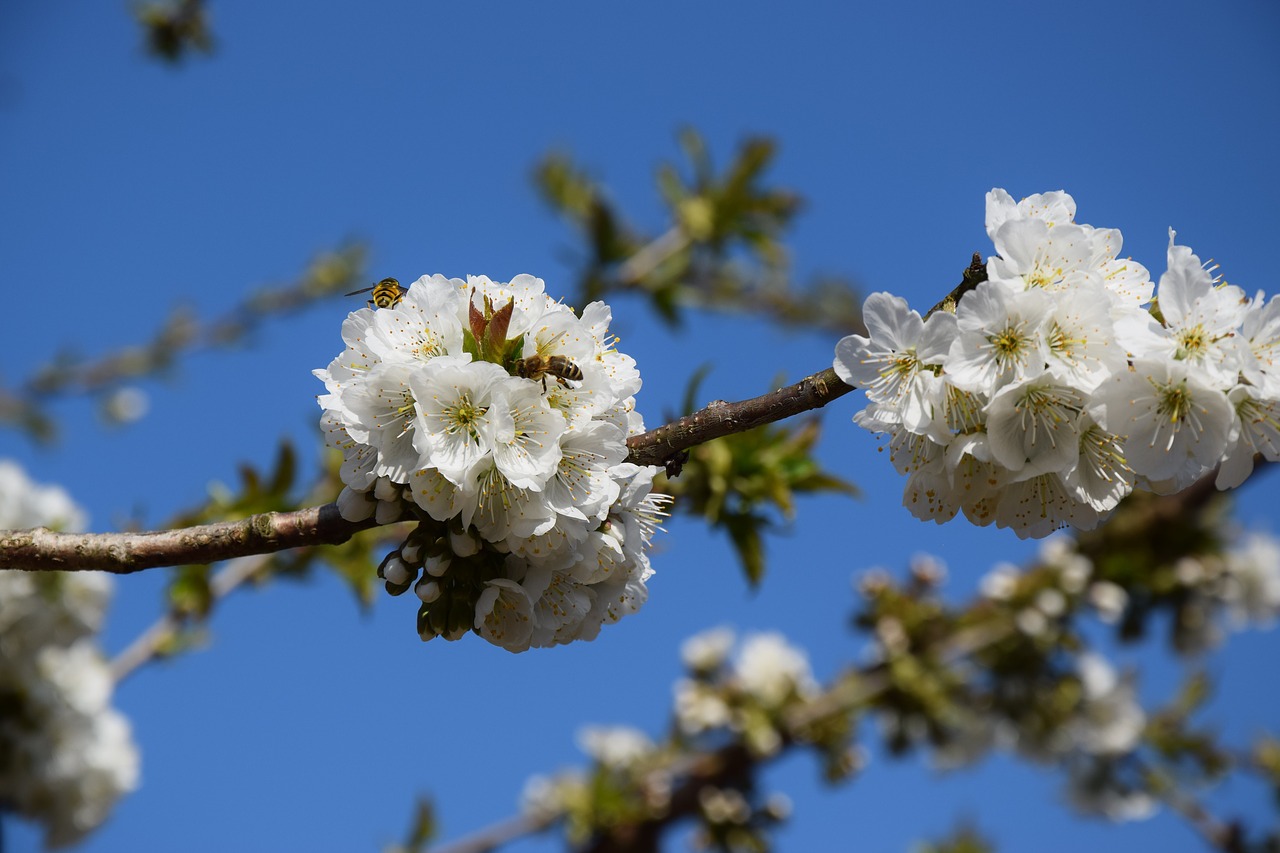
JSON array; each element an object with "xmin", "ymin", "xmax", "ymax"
[
  {"xmin": 515, "ymin": 354, "xmax": 584, "ymax": 391},
  {"xmin": 345, "ymin": 277, "xmax": 405, "ymax": 309}
]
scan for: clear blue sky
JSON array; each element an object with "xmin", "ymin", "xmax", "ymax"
[{"xmin": 3, "ymin": 2, "xmax": 1279, "ymax": 851}]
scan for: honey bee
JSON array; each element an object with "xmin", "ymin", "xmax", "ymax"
[
  {"xmin": 345, "ymin": 277, "xmax": 405, "ymax": 309},
  {"xmin": 516, "ymin": 354, "xmax": 584, "ymax": 391}
]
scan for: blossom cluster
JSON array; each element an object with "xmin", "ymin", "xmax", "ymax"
[
  {"xmin": 0, "ymin": 461, "xmax": 140, "ymax": 849},
  {"xmin": 521, "ymin": 629, "xmax": 819, "ymax": 826},
  {"xmin": 835, "ymin": 189, "xmax": 1280, "ymax": 538},
  {"xmin": 315, "ymin": 274, "xmax": 670, "ymax": 651},
  {"xmin": 673, "ymin": 629, "xmax": 819, "ymax": 757}
]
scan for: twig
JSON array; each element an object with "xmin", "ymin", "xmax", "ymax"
[
  {"xmin": 784, "ymin": 619, "xmax": 1014, "ymax": 731},
  {"xmin": 428, "ymin": 814, "xmax": 553, "ymax": 853},
  {"xmin": 109, "ymin": 552, "xmax": 273, "ymax": 683},
  {"xmin": 615, "ymin": 226, "xmax": 690, "ymax": 285},
  {"xmin": 924, "ymin": 252, "xmax": 987, "ymax": 318},
  {"xmin": 624, "ymin": 366, "xmax": 854, "ymax": 468}
]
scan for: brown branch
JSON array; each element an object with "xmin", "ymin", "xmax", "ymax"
[
  {"xmin": 428, "ymin": 814, "xmax": 553, "ymax": 853},
  {"xmin": 0, "ymin": 366, "xmax": 859, "ymax": 574},
  {"xmin": 624, "ymin": 366, "xmax": 855, "ymax": 468},
  {"xmin": 925, "ymin": 252, "xmax": 987, "ymax": 319},
  {"xmin": 431, "ymin": 616, "xmax": 1016, "ymax": 853},
  {"xmin": 0, "ymin": 504, "xmax": 378, "ymax": 575}
]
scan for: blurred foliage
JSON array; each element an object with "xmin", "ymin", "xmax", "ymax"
[
  {"xmin": 1146, "ymin": 672, "xmax": 1226, "ymax": 771},
  {"xmin": 136, "ymin": 0, "xmax": 214, "ymax": 62},
  {"xmin": 1075, "ymin": 483, "xmax": 1234, "ymax": 652},
  {"xmin": 383, "ymin": 797, "xmax": 436, "ymax": 853},
  {"xmin": 129, "ymin": 439, "xmax": 397, "ymax": 670},
  {"xmin": 660, "ymin": 370, "xmax": 858, "ymax": 586},
  {"xmin": 1254, "ymin": 735, "xmax": 1280, "ymax": 808},
  {"xmin": 535, "ymin": 128, "xmax": 864, "ymax": 335},
  {"xmin": 1, "ymin": 242, "xmax": 367, "ymax": 443},
  {"xmin": 914, "ymin": 823, "xmax": 995, "ymax": 853}
]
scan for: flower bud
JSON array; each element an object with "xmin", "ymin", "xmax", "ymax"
[
  {"xmin": 336, "ymin": 487, "xmax": 376, "ymax": 522},
  {"xmin": 415, "ymin": 579, "xmax": 441, "ymax": 603}
]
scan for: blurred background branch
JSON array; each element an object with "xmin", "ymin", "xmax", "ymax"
[{"xmin": 0, "ymin": 242, "xmax": 367, "ymax": 443}]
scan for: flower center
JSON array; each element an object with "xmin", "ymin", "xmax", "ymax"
[
  {"xmin": 1045, "ymin": 320, "xmax": 1086, "ymax": 363},
  {"xmin": 1176, "ymin": 324, "xmax": 1208, "ymax": 359},
  {"xmin": 987, "ymin": 323, "xmax": 1034, "ymax": 369},
  {"xmin": 447, "ymin": 398, "xmax": 484, "ymax": 439}
]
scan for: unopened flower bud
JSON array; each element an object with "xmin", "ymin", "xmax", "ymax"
[
  {"xmin": 416, "ymin": 579, "xmax": 442, "ymax": 603},
  {"xmin": 449, "ymin": 528, "xmax": 481, "ymax": 557},
  {"xmin": 383, "ymin": 556, "xmax": 412, "ymax": 586},
  {"xmin": 374, "ymin": 500, "xmax": 402, "ymax": 525},
  {"xmin": 336, "ymin": 487, "xmax": 376, "ymax": 522},
  {"xmin": 373, "ymin": 477, "xmax": 401, "ymax": 502}
]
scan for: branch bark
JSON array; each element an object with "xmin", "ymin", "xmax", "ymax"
[
  {"xmin": 0, "ymin": 366, "xmax": 857, "ymax": 574},
  {"xmin": 624, "ymin": 366, "xmax": 854, "ymax": 467},
  {"xmin": 0, "ymin": 503, "xmax": 379, "ymax": 574}
]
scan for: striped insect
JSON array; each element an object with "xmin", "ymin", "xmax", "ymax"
[
  {"xmin": 515, "ymin": 353, "xmax": 584, "ymax": 392},
  {"xmin": 344, "ymin": 277, "xmax": 405, "ymax": 309}
]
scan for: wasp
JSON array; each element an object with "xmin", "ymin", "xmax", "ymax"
[
  {"xmin": 345, "ymin": 277, "xmax": 405, "ymax": 309},
  {"xmin": 515, "ymin": 354, "xmax": 584, "ymax": 391}
]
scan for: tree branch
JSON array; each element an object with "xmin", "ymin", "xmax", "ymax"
[
  {"xmin": 0, "ymin": 504, "xmax": 378, "ymax": 574},
  {"xmin": 0, "ymin": 365, "xmax": 858, "ymax": 574},
  {"xmin": 624, "ymin": 366, "xmax": 854, "ymax": 468}
]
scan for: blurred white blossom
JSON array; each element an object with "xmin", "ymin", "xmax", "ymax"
[
  {"xmin": 0, "ymin": 461, "xmax": 139, "ymax": 849},
  {"xmin": 576, "ymin": 725, "xmax": 654, "ymax": 768},
  {"xmin": 734, "ymin": 632, "xmax": 818, "ymax": 708}
]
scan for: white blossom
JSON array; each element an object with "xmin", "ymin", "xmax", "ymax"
[
  {"xmin": 1071, "ymin": 654, "xmax": 1146, "ymax": 757},
  {"xmin": 1089, "ymin": 358, "xmax": 1233, "ymax": 488},
  {"xmin": 1216, "ymin": 383, "xmax": 1280, "ymax": 489},
  {"xmin": 947, "ymin": 283, "xmax": 1050, "ymax": 393},
  {"xmin": 410, "ymin": 358, "xmax": 508, "ymax": 485},
  {"xmin": 680, "ymin": 626, "xmax": 736, "ymax": 672},
  {"xmin": 1220, "ymin": 532, "xmax": 1280, "ymax": 627},
  {"xmin": 474, "ymin": 578, "xmax": 536, "ymax": 652},
  {"xmin": 734, "ymin": 632, "xmax": 818, "ymax": 708},
  {"xmin": 314, "ymin": 275, "xmax": 666, "ymax": 651},
  {"xmin": 0, "ymin": 462, "xmax": 139, "ymax": 848},
  {"xmin": 576, "ymin": 726, "xmax": 654, "ymax": 768},
  {"xmin": 840, "ymin": 188, "xmax": 1278, "ymax": 537},
  {"xmin": 985, "ymin": 376, "xmax": 1084, "ymax": 477},
  {"xmin": 833, "ymin": 293, "xmax": 954, "ymax": 433}
]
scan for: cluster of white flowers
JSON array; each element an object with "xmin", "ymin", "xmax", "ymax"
[
  {"xmin": 992, "ymin": 532, "xmax": 1280, "ymax": 645},
  {"xmin": 315, "ymin": 274, "xmax": 670, "ymax": 651},
  {"xmin": 576, "ymin": 725, "xmax": 656, "ymax": 769},
  {"xmin": 673, "ymin": 629, "xmax": 818, "ymax": 756},
  {"xmin": 1059, "ymin": 653, "xmax": 1157, "ymax": 822},
  {"xmin": 835, "ymin": 189, "xmax": 1280, "ymax": 538},
  {"xmin": 0, "ymin": 461, "xmax": 140, "ymax": 849}
]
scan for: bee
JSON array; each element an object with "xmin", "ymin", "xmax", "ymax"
[
  {"xmin": 516, "ymin": 354, "xmax": 584, "ymax": 391},
  {"xmin": 345, "ymin": 277, "xmax": 405, "ymax": 309}
]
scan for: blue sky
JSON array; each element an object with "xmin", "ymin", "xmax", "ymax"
[{"xmin": 2, "ymin": 2, "xmax": 1279, "ymax": 851}]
